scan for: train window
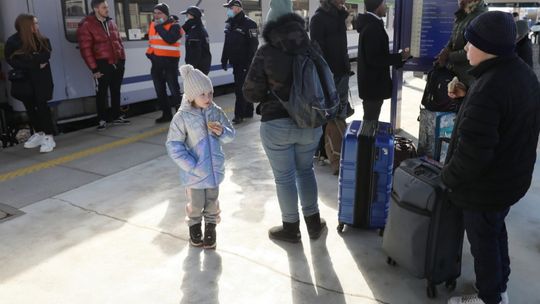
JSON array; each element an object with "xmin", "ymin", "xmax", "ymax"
[
  {"xmin": 114, "ymin": 0, "xmax": 157, "ymax": 41},
  {"xmin": 62, "ymin": 0, "xmax": 89, "ymax": 42},
  {"xmin": 242, "ymin": 0, "xmax": 263, "ymax": 34}
]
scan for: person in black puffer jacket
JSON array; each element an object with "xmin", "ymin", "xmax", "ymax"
[
  {"xmin": 444, "ymin": 11, "xmax": 540, "ymax": 304},
  {"xmin": 181, "ymin": 6, "xmax": 212, "ymax": 75},
  {"xmin": 243, "ymin": 0, "xmax": 327, "ymax": 244}
]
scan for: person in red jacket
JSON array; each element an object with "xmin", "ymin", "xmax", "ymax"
[{"xmin": 77, "ymin": 0, "xmax": 130, "ymax": 131}]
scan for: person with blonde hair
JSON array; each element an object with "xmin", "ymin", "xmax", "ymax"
[{"xmin": 4, "ymin": 14, "xmax": 56, "ymax": 153}]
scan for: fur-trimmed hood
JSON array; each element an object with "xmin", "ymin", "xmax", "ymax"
[{"xmin": 262, "ymin": 13, "xmax": 310, "ymax": 54}]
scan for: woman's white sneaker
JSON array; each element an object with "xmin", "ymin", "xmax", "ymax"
[
  {"xmin": 448, "ymin": 293, "xmax": 506, "ymax": 304},
  {"xmin": 39, "ymin": 135, "xmax": 56, "ymax": 153},
  {"xmin": 24, "ymin": 132, "xmax": 44, "ymax": 148}
]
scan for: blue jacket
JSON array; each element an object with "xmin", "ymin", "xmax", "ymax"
[{"xmin": 166, "ymin": 100, "xmax": 235, "ymax": 189}]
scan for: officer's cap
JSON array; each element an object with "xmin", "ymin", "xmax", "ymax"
[
  {"xmin": 181, "ymin": 6, "xmax": 203, "ymax": 18},
  {"xmin": 223, "ymin": 0, "xmax": 243, "ymax": 8}
]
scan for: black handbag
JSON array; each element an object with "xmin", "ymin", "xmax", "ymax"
[
  {"xmin": 8, "ymin": 69, "xmax": 25, "ymax": 82},
  {"xmin": 421, "ymin": 67, "xmax": 460, "ymax": 112}
]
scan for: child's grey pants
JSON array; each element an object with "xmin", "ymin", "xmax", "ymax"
[{"xmin": 185, "ymin": 187, "xmax": 221, "ymax": 226}]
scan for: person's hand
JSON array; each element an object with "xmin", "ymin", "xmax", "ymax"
[
  {"xmin": 401, "ymin": 47, "xmax": 411, "ymax": 61},
  {"xmin": 221, "ymin": 61, "xmax": 228, "ymax": 71},
  {"xmin": 208, "ymin": 122, "xmax": 223, "ymax": 136},
  {"xmin": 39, "ymin": 63, "xmax": 48, "ymax": 69},
  {"xmin": 93, "ymin": 72, "xmax": 104, "ymax": 79},
  {"xmin": 447, "ymin": 77, "xmax": 467, "ymax": 99},
  {"xmin": 435, "ymin": 48, "xmax": 449, "ymax": 67}
]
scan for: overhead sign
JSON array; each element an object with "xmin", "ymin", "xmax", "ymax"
[{"xmin": 401, "ymin": 0, "xmax": 457, "ymax": 71}]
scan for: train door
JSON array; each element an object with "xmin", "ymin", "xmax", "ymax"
[{"xmin": 55, "ymin": 0, "xmax": 96, "ymax": 100}]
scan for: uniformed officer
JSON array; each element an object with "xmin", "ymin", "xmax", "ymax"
[
  {"xmin": 181, "ymin": 6, "xmax": 212, "ymax": 75},
  {"xmin": 146, "ymin": 3, "xmax": 183, "ymax": 123},
  {"xmin": 221, "ymin": 0, "xmax": 259, "ymax": 124}
]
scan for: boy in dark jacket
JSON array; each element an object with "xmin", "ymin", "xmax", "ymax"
[
  {"xmin": 356, "ymin": 0, "xmax": 410, "ymax": 121},
  {"xmin": 444, "ymin": 11, "xmax": 540, "ymax": 304}
]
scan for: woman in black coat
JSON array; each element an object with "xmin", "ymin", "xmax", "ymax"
[
  {"xmin": 181, "ymin": 6, "xmax": 212, "ymax": 75},
  {"xmin": 5, "ymin": 14, "xmax": 56, "ymax": 153}
]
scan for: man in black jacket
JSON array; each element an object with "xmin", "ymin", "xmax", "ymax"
[
  {"xmin": 221, "ymin": 0, "xmax": 259, "ymax": 124},
  {"xmin": 146, "ymin": 3, "xmax": 183, "ymax": 123},
  {"xmin": 356, "ymin": 0, "xmax": 409, "ymax": 121},
  {"xmin": 310, "ymin": 0, "xmax": 351, "ymax": 119},
  {"xmin": 444, "ymin": 11, "xmax": 540, "ymax": 304},
  {"xmin": 310, "ymin": 0, "xmax": 351, "ymax": 161},
  {"xmin": 181, "ymin": 6, "xmax": 212, "ymax": 75}
]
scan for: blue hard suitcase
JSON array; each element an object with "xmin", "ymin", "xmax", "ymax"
[{"xmin": 337, "ymin": 120, "xmax": 394, "ymax": 232}]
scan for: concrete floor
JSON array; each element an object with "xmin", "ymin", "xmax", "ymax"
[{"xmin": 1, "ymin": 71, "xmax": 540, "ymax": 304}]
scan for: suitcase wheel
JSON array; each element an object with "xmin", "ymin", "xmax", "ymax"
[
  {"xmin": 426, "ymin": 284, "xmax": 438, "ymax": 298},
  {"xmin": 386, "ymin": 257, "xmax": 397, "ymax": 266},
  {"xmin": 445, "ymin": 280, "xmax": 457, "ymax": 292},
  {"xmin": 337, "ymin": 223, "xmax": 345, "ymax": 233},
  {"xmin": 378, "ymin": 228, "xmax": 384, "ymax": 237}
]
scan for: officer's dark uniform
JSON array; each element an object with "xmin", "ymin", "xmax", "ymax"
[
  {"xmin": 221, "ymin": 0, "xmax": 259, "ymax": 123},
  {"xmin": 181, "ymin": 6, "xmax": 212, "ymax": 75}
]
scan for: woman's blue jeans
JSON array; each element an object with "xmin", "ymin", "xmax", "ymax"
[{"xmin": 260, "ymin": 118, "xmax": 323, "ymax": 223}]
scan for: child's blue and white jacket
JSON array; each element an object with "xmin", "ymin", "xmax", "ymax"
[{"xmin": 166, "ymin": 101, "xmax": 235, "ymax": 189}]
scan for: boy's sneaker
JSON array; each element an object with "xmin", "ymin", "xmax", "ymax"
[
  {"xmin": 113, "ymin": 116, "xmax": 131, "ymax": 125},
  {"xmin": 97, "ymin": 120, "xmax": 107, "ymax": 131},
  {"xmin": 24, "ymin": 132, "xmax": 44, "ymax": 148},
  {"xmin": 39, "ymin": 135, "xmax": 56, "ymax": 153},
  {"xmin": 203, "ymin": 223, "xmax": 216, "ymax": 249},
  {"xmin": 471, "ymin": 284, "xmax": 509, "ymax": 304},
  {"xmin": 189, "ymin": 223, "xmax": 203, "ymax": 247},
  {"xmin": 448, "ymin": 294, "xmax": 506, "ymax": 304}
]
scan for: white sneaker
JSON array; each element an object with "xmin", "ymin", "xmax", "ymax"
[
  {"xmin": 472, "ymin": 284, "xmax": 509, "ymax": 304},
  {"xmin": 39, "ymin": 135, "xmax": 56, "ymax": 153},
  {"xmin": 501, "ymin": 292, "xmax": 509, "ymax": 304},
  {"xmin": 24, "ymin": 132, "xmax": 44, "ymax": 149},
  {"xmin": 448, "ymin": 294, "xmax": 505, "ymax": 304}
]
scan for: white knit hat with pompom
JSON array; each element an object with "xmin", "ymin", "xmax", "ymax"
[{"xmin": 180, "ymin": 64, "xmax": 213, "ymax": 101}]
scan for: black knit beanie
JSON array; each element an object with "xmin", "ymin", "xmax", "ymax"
[
  {"xmin": 365, "ymin": 0, "xmax": 384, "ymax": 12},
  {"xmin": 154, "ymin": 3, "xmax": 170, "ymax": 16},
  {"xmin": 465, "ymin": 11, "xmax": 516, "ymax": 57}
]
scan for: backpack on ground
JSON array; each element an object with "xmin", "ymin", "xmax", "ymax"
[
  {"xmin": 393, "ymin": 136, "xmax": 417, "ymax": 171},
  {"xmin": 273, "ymin": 44, "xmax": 340, "ymax": 128},
  {"xmin": 324, "ymin": 118, "xmax": 347, "ymax": 175}
]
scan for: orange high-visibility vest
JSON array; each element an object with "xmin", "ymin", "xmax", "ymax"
[{"xmin": 146, "ymin": 21, "xmax": 182, "ymax": 58}]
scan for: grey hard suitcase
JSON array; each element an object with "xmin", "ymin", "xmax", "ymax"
[{"xmin": 382, "ymin": 158, "xmax": 464, "ymax": 298}]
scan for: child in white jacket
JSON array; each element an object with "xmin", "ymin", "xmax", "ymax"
[{"xmin": 166, "ymin": 65, "xmax": 235, "ymax": 249}]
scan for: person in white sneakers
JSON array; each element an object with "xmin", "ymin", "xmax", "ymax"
[
  {"xmin": 4, "ymin": 14, "xmax": 56, "ymax": 153},
  {"xmin": 443, "ymin": 11, "xmax": 540, "ymax": 304}
]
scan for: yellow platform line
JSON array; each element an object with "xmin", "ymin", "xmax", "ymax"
[
  {"xmin": 0, "ymin": 106, "xmax": 236, "ymax": 183},
  {"xmin": 0, "ymin": 126, "xmax": 168, "ymax": 183}
]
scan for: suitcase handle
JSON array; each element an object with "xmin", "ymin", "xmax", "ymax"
[{"xmin": 414, "ymin": 158, "xmax": 442, "ymax": 177}]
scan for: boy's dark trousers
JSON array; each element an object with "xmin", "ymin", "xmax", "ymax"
[
  {"xmin": 463, "ymin": 207, "xmax": 511, "ymax": 304},
  {"xmin": 95, "ymin": 60, "xmax": 125, "ymax": 122}
]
